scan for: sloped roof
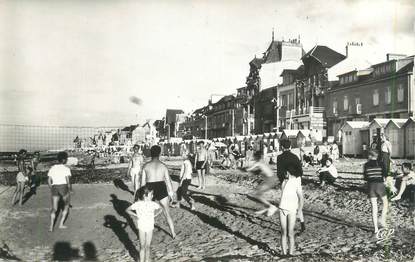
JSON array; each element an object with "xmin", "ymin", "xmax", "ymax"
[
  {"xmin": 298, "ymin": 129, "xmax": 311, "ymax": 137},
  {"xmin": 370, "ymin": 118, "xmax": 402, "ymax": 128},
  {"xmin": 403, "ymin": 117, "xmax": 415, "ymax": 128},
  {"xmin": 121, "ymin": 125, "xmax": 139, "ymax": 132},
  {"xmin": 263, "ymin": 41, "xmax": 282, "ymax": 64},
  {"xmin": 302, "ymin": 45, "xmax": 346, "ymax": 68},
  {"xmin": 249, "ymin": 57, "xmax": 264, "ymax": 68},
  {"xmin": 342, "ymin": 121, "xmax": 370, "ymax": 130},
  {"xmin": 282, "ymin": 129, "xmax": 299, "ymax": 138},
  {"xmin": 216, "ymin": 95, "xmax": 235, "ymax": 104},
  {"xmin": 385, "ymin": 119, "xmax": 408, "ymax": 129}
]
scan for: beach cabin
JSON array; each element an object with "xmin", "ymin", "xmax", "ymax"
[
  {"xmin": 340, "ymin": 121, "xmax": 370, "ymax": 156},
  {"xmin": 297, "ymin": 130, "xmax": 312, "ymax": 147},
  {"xmin": 368, "ymin": 119, "xmax": 392, "ymax": 145},
  {"xmin": 384, "ymin": 119, "xmax": 407, "ymax": 158},
  {"xmin": 404, "ymin": 118, "xmax": 415, "ymax": 158},
  {"xmin": 281, "ymin": 130, "xmax": 299, "ymax": 148}
]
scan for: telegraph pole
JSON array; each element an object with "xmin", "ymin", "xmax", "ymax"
[{"xmin": 231, "ymin": 109, "xmax": 235, "ymax": 137}]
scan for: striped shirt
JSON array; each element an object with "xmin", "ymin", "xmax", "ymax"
[{"xmin": 363, "ymin": 160, "xmax": 385, "ymax": 183}]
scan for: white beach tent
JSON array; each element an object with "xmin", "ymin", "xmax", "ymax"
[
  {"xmin": 340, "ymin": 121, "xmax": 370, "ymax": 156},
  {"xmin": 281, "ymin": 129, "xmax": 300, "ymax": 148},
  {"xmin": 368, "ymin": 119, "xmax": 394, "ymax": 144},
  {"xmin": 297, "ymin": 129, "xmax": 312, "ymax": 147},
  {"xmin": 384, "ymin": 119, "xmax": 407, "ymax": 158},
  {"xmin": 403, "ymin": 117, "xmax": 415, "ymax": 158}
]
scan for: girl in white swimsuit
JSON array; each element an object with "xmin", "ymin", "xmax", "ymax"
[{"xmin": 279, "ymin": 173, "xmax": 304, "ymax": 256}]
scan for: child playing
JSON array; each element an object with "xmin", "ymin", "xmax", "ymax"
[
  {"xmin": 126, "ymin": 186, "xmax": 162, "ymax": 262},
  {"xmin": 317, "ymin": 158, "xmax": 338, "ymax": 187},
  {"xmin": 12, "ymin": 167, "xmax": 30, "ymax": 206},
  {"xmin": 391, "ymin": 163, "xmax": 415, "ymax": 226},
  {"xmin": 247, "ymin": 151, "xmax": 279, "ymax": 216},
  {"xmin": 12, "ymin": 149, "xmax": 29, "ymax": 206},
  {"xmin": 277, "ymin": 139, "xmax": 305, "ymax": 256},
  {"xmin": 172, "ymin": 154, "xmax": 195, "ymax": 210},
  {"xmin": 363, "ymin": 150, "xmax": 388, "ymax": 233}
]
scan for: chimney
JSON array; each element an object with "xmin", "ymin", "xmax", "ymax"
[
  {"xmin": 386, "ymin": 53, "xmax": 407, "ymax": 61},
  {"xmin": 345, "ymin": 43, "xmax": 349, "ymax": 58}
]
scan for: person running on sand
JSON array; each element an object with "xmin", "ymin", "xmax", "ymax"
[
  {"xmin": 128, "ymin": 145, "xmax": 144, "ymax": 195},
  {"xmin": 363, "ymin": 150, "xmax": 388, "ymax": 233},
  {"xmin": 141, "ymin": 145, "xmax": 176, "ymax": 238},
  {"xmin": 277, "ymin": 139, "xmax": 305, "ymax": 256},
  {"xmin": 48, "ymin": 152, "xmax": 72, "ymax": 232},
  {"xmin": 126, "ymin": 186, "xmax": 163, "ymax": 262},
  {"xmin": 195, "ymin": 141, "xmax": 208, "ymax": 189},
  {"xmin": 391, "ymin": 163, "xmax": 415, "ymax": 226},
  {"xmin": 172, "ymin": 154, "xmax": 195, "ymax": 210},
  {"xmin": 317, "ymin": 158, "xmax": 338, "ymax": 187},
  {"xmin": 247, "ymin": 151, "xmax": 279, "ymax": 216}
]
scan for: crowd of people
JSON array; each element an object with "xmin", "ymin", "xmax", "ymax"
[{"xmin": 9, "ymin": 131, "xmax": 415, "ymax": 260}]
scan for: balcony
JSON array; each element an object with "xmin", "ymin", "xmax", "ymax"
[{"xmin": 285, "ymin": 106, "xmax": 325, "ymax": 118}]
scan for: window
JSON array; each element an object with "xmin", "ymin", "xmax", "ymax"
[
  {"xmin": 373, "ymin": 89, "xmax": 379, "ymax": 106},
  {"xmin": 343, "ymin": 95, "xmax": 349, "ymax": 111},
  {"xmin": 355, "ymin": 97, "xmax": 360, "ymax": 105},
  {"xmin": 385, "ymin": 87, "xmax": 391, "ymax": 104},
  {"xmin": 340, "ymin": 77, "xmax": 344, "ymax": 85},
  {"xmin": 398, "ymin": 84, "xmax": 404, "ymax": 102},
  {"xmin": 333, "ymin": 101, "xmax": 338, "ymax": 114}
]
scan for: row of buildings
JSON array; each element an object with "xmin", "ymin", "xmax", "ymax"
[{"xmin": 172, "ymin": 32, "xmax": 414, "ymax": 142}]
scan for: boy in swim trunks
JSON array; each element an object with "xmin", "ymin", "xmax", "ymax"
[
  {"xmin": 12, "ymin": 149, "xmax": 29, "ymax": 206},
  {"xmin": 128, "ymin": 144, "xmax": 144, "ymax": 195},
  {"xmin": 247, "ymin": 151, "xmax": 278, "ymax": 216},
  {"xmin": 195, "ymin": 141, "xmax": 208, "ymax": 189},
  {"xmin": 141, "ymin": 145, "xmax": 176, "ymax": 238},
  {"xmin": 363, "ymin": 150, "xmax": 389, "ymax": 233},
  {"xmin": 391, "ymin": 162, "xmax": 415, "ymax": 226},
  {"xmin": 48, "ymin": 151, "xmax": 72, "ymax": 232},
  {"xmin": 277, "ymin": 139, "xmax": 305, "ymax": 256}
]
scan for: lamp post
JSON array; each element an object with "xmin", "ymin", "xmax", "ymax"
[
  {"xmin": 204, "ymin": 115, "xmax": 208, "ymax": 140},
  {"xmin": 272, "ymin": 97, "xmax": 281, "ymax": 132}
]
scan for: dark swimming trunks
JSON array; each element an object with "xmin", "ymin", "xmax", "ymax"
[
  {"xmin": 368, "ymin": 182, "xmax": 386, "ymax": 198},
  {"xmin": 51, "ymin": 184, "xmax": 69, "ymax": 197},
  {"xmin": 146, "ymin": 181, "xmax": 168, "ymax": 201},
  {"xmin": 196, "ymin": 161, "xmax": 206, "ymax": 170}
]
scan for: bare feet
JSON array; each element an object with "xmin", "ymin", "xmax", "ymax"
[
  {"xmin": 59, "ymin": 225, "xmax": 68, "ymax": 229},
  {"xmin": 49, "ymin": 226, "xmax": 54, "ymax": 232}
]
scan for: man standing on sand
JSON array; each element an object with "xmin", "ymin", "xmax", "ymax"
[
  {"xmin": 48, "ymin": 152, "xmax": 72, "ymax": 232},
  {"xmin": 379, "ymin": 133, "xmax": 392, "ymax": 176},
  {"xmin": 195, "ymin": 141, "xmax": 208, "ymax": 189},
  {"xmin": 128, "ymin": 145, "xmax": 144, "ymax": 194},
  {"xmin": 141, "ymin": 145, "xmax": 176, "ymax": 238}
]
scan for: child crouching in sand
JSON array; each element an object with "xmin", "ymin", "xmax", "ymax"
[{"xmin": 127, "ymin": 186, "xmax": 162, "ymax": 262}]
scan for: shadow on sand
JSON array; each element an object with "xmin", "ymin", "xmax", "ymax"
[
  {"xmin": 103, "ymin": 215, "xmax": 139, "ymax": 260},
  {"xmin": 109, "ymin": 194, "xmax": 139, "ymax": 238}
]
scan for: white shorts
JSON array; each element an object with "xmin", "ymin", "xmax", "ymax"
[
  {"xmin": 16, "ymin": 172, "xmax": 28, "ymax": 183},
  {"xmin": 130, "ymin": 167, "xmax": 141, "ymax": 178}
]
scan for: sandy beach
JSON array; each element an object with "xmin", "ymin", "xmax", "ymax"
[{"xmin": 0, "ymin": 158, "xmax": 414, "ymax": 261}]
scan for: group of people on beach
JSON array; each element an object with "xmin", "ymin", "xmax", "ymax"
[{"xmin": 11, "ymin": 131, "xmax": 415, "ymax": 260}]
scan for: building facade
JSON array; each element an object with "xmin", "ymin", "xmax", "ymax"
[{"xmin": 326, "ymin": 55, "xmax": 414, "ymax": 137}]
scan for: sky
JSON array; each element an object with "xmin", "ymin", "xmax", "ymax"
[{"xmin": 0, "ymin": 0, "xmax": 414, "ymax": 127}]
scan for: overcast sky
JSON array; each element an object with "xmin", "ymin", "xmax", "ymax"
[{"xmin": 0, "ymin": 0, "xmax": 414, "ymax": 127}]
